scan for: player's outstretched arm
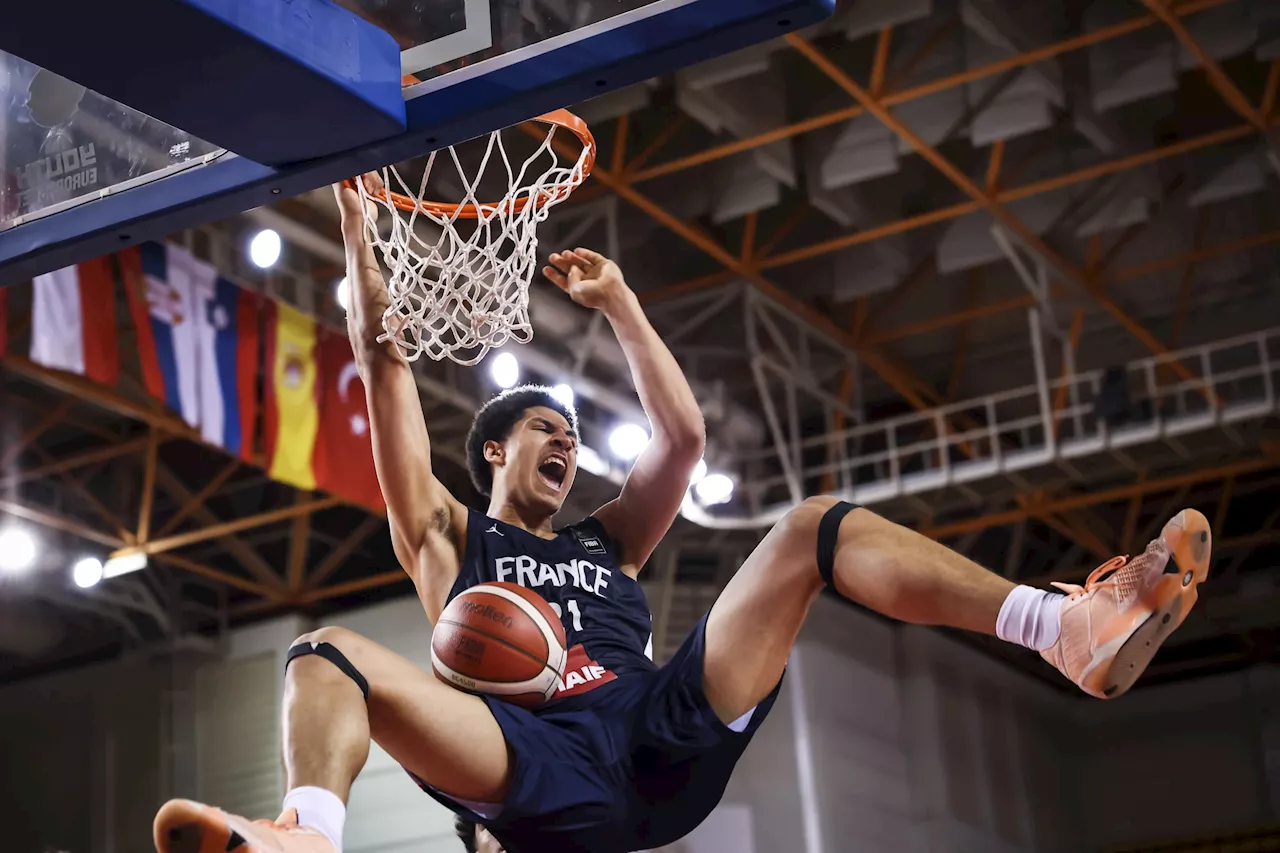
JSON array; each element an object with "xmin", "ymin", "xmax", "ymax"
[
  {"xmin": 543, "ymin": 248, "xmax": 705, "ymax": 575},
  {"xmin": 334, "ymin": 179, "xmax": 466, "ymax": 620}
]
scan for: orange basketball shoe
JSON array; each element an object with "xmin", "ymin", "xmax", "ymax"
[
  {"xmin": 1041, "ymin": 508, "xmax": 1211, "ymax": 699},
  {"xmin": 154, "ymin": 800, "xmax": 335, "ymax": 853}
]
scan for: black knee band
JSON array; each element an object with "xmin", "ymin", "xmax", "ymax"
[
  {"xmin": 286, "ymin": 641, "xmax": 370, "ymax": 701},
  {"xmin": 816, "ymin": 501, "xmax": 859, "ymax": 587}
]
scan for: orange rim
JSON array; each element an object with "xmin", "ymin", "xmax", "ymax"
[{"xmin": 346, "ymin": 109, "xmax": 595, "ymax": 220}]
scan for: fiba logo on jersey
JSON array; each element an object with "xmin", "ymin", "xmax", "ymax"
[{"xmin": 574, "ymin": 530, "xmax": 607, "ymax": 555}]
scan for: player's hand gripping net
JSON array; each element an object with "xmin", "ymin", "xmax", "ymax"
[{"xmin": 352, "ymin": 110, "xmax": 595, "ymax": 365}]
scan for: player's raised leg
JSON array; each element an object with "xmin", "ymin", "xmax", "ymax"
[
  {"xmin": 703, "ymin": 499, "xmax": 1212, "ymax": 723},
  {"xmin": 154, "ymin": 626, "xmax": 510, "ymax": 853}
]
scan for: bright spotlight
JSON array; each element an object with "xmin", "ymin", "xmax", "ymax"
[
  {"xmin": 103, "ymin": 552, "xmax": 148, "ymax": 579},
  {"xmin": 550, "ymin": 383, "xmax": 575, "ymax": 408},
  {"xmin": 690, "ymin": 458, "xmax": 707, "ymax": 485},
  {"xmin": 695, "ymin": 473, "xmax": 734, "ymax": 506},
  {"xmin": 608, "ymin": 423, "xmax": 649, "ymax": 460},
  {"xmin": 73, "ymin": 557, "xmax": 103, "ymax": 589},
  {"xmin": 336, "ymin": 277, "xmax": 350, "ymax": 312},
  {"xmin": 248, "ymin": 228, "xmax": 282, "ymax": 269},
  {"xmin": 490, "ymin": 352, "xmax": 519, "ymax": 389},
  {"xmin": 0, "ymin": 527, "xmax": 36, "ymax": 573}
]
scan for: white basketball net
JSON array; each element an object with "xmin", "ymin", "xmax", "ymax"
[{"xmin": 356, "ymin": 125, "xmax": 591, "ymax": 365}]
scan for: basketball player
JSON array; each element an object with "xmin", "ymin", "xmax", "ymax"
[{"xmin": 152, "ymin": 178, "xmax": 1213, "ymax": 853}]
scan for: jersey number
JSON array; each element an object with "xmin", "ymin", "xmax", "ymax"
[{"xmin": 549, "ymin": 599, "xmax": 584, "ymax": 632}]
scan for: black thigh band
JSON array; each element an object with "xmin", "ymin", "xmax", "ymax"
[
  {"xmin": 816, "ymin": 501, "xmax": 859, "ymax": 587},
  {"xmin": 286, "ymin": 641, "xmax": 370, "ymax": 701}
]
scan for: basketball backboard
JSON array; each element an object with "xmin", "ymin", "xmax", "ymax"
[{"xmin": 0, "ymin": 0, "xmax": 833, "ymax": 286}]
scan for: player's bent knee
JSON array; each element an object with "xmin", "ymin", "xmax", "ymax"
[
  {"xmin": 286, "ymin": 626, "xmax": 370, "ymax": 701},
  {"xmin": 774, "ymin": 496, "xmax": 869, "ymax": 588}
]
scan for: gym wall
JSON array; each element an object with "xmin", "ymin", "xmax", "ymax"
[{"xmin": 0, "ymin": 596, "xmax": 1275, "ymax": 853}]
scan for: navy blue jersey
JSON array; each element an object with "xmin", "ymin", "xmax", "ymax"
[{"xmin": 446, "ymin": 509, "xmax": 656, "ymax": 706}]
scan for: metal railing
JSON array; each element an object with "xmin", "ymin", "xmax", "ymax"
[{"xmin": 687, "ymin": 326, "xmax": 1279, "ymax": 529}]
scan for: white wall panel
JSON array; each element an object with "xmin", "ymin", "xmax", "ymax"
[
  {"xmin": 0, "ymin": 656, "xmax": 167, "ymax": 853},
  {"xmin": 195, "ymin": 652, "xmax": 281, "ymax": 822},
  {"xmin": 325, "ymin": 597, "xmax": 459, "ymax": 853},
  {"xmin": 1, "ymin": 598, "xmax": 1277, "ymax": 853},
  {"xmin": 1074, "ymin": 670, "xmax": 1279, "ymax": 849}
]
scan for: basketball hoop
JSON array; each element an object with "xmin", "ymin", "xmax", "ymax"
[{"xmin": 350, "ymin": 109, "xmax": 595, "ymax": 365}]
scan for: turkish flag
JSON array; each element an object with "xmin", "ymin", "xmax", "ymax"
[{"xmin": 314, "ymin": 330, "xmax": 385, "ymax": 511}]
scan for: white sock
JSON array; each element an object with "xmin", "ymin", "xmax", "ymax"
[
  {"xmin": 283, "ymin": 786, "xmax": 346, "ymax": 852},
  {"xmin": 995, "ymin": 585, "xmax": 1066, "ymax": 652}
]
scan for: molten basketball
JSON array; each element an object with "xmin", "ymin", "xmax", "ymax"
[{"xmin": 431, "ymin": 582, "xmax": 568, "ymax": 708}]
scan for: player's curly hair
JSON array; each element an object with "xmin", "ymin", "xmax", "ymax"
[
  {"xmin": 455, "ymin": 815, "xmax": 478, "ymax": 852},
  {"xmin": 466, "ymin": 385, "xmax": 578, "ymax": 497}
]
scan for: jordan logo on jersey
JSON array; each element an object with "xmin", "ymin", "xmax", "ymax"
[{"xmin": 554, "ymin": 644, "xmax": 617, "ymax": 698}]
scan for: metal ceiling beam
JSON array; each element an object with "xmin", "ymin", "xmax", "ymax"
[
  {"xmin": 629, "ymin": 0, "xmax": 1238, "ymax": 183},
  {"xmin": 866, "ymin": 226, "xmax": 1280, "ymax": 344},
  {"xmin": 306, "ymin": 515, "xmax": 383, "ymax": 589},
  {"xmin": 3, "ymin": 357, "xmax": 198, "ymax": 439},
  {"xmin": 287, "ymin": 492, "xmax": 312, "ymax": 593},
  {"xmin": 137, "ymin": 427, "xmax": 160, "ymax": 544},
  {"xmin": 1140, "ymin": 0, "xmax": 1267, "ymax": 131},
  {"xmin": 787, "ymin": 30, "xmax": 1210, "ymax": 384},
  {"xmin": 1, "ymin": 399, "xmax": 73, "ymax": 467},
  {"xmin": 550, "ymin": 129, "xmax": 955, "ymax": 414},
  {"xmin": 922, "ymin": 451, "xmax": 1280, "ymax": 539},
  {"xmin": 109, "ymin": 495, "xmax": 341, "ymax": 560},
  {"xmin": 869, "ymin": 26, "xmax": 893, "ymax": 97},
  {"xmin": 1109, "ymin": 228, "xmax": 1280, "ymax": 284},
  {"xmin": 0, "ymin": 437, "xmax": 150, "ymax": 489},
  {"xmin": 1263, "ymin": 60, "xmax": 1280, "ymax": 117},
  {"xmin": 637, "ymin": 123, "xmax": 1262, "ymax": 290},
  {"xmin": 29, "ymin": 443, "xmax": 134, "ymax": 543},
  {"xmin": 151, "ymin": 463, "xmax": 284, "ymax": 588},
  {"xmin": 157, "ymin": 551, "xmax": 288, "ymax": 600},
  {"xmin": 153, "ymin": 458, "xmax": 239, "ymax": 539},
  {"xmin": 0, "ymin": 495, "xmax": 121, "ymax": 548}
]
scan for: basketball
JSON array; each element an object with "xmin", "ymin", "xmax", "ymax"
[{"xmin": 431, "ymin": 582, "xmax": 568, "ymax": 708}]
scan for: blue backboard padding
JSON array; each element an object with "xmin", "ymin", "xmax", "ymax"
[
  {"xmin": 0, "ymin": 0, "xmax": 834, "ymax": 286},
  {"xmin": 0, "ymin": 0, "xmax": 405, "ymax": 167}
]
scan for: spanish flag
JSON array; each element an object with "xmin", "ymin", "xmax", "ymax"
[{"xmin": 264, "ymin": 301, "xmax": 319, "ymax": 489}]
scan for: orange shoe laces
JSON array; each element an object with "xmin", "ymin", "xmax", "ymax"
[{"xmin": 1050, "ymin": 554, "xmax": 1128, "ymax": 598}]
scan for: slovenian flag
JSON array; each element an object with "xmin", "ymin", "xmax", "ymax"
[
  {"xmin": 264, "ymin": 301, "xmax": 320, "ymax": 490},
  {"xmin": 120, "ymin": 242, "xmax": 259, "ymax": 460}
]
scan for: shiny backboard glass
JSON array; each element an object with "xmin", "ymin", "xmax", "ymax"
[
  {"xmin": 335, "ymin": 0, "xmax": 665, "ymax": 78},
  {"xmin": 0, "ymin": 0, "xmax": 832, "ymax": 283},
  {"xmin": 0, "ymin": 49, "xmax": 223, "ymax": 232}
]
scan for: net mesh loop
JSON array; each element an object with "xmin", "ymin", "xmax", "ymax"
[{"xmin": 353, "ymin": 110, "xmax": 594, "ymax": 365}]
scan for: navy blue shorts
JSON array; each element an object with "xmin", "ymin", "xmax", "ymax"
[{"xmin": 416, "ymin": 613, "xmax": 783, "ymax": 853}]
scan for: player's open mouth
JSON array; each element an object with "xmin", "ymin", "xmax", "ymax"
[{"xmin": 538, "ymin": 454, "xmax": 568, "ymax": 491}]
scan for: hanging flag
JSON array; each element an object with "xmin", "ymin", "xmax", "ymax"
[
  {"xmin": 0, "ymin": 285, "xmax": 7, "ymax": 355},
  {"xmin": 314, "ymin": 330, "xmax": 385, "ymax": 511},
  {"xmin": 198, "ymin": 275, "xmax": 260, "ymax": 460},
  {"xmin": 265, "ymin": 301, "xmax": 319, "ymax": 490},
  {"xmin": 30, "ymin": 256, "xmax": 119, "ymax": 385},
  {"xmin": 120, "ymin": 242, "xmax": 259, "ymax": 460}
]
